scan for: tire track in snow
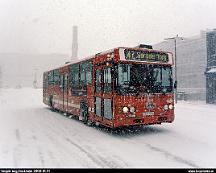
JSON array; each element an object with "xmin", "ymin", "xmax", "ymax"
[
  {"xmin": 136, "ymin": 127, "xmax": 201, "ymax": 167},
  {"xmin": 38, "ymin": 149, "xmax": 45, "ymax": 167},
  {"xmin": 146, "ymin": 143, "xmax": 199, "ymax": 168},
  {"xmin": 85, "ymin": 145, "xmax": 130, "ymax": 168},
  {"xmin": 44, "ymin": 133, "xmax": 93, "ymax": 167},
  {"xmin": 32, "ymin": 135, "xmax": 45, "ymax": 167},
  {"xmin": 55, "ymin": 122, "xmax": 128, "ymax": 167},
  {"xmin": 47, "ymin": 150, "xmax": 61, "ymax": 167},
  {"xmin": 27, "ymin": 112, "xmax": 93, "ymax": 167},
  {"xmin": 108, "ymin": 126, "xmax": 200, "ymax": 168},
  {"xmin": 65, "ymin": 138, "xmax": 106, "ymax": 167},
  {"xmin": 13, "ymin": 129, "xmax": 22, "ymax": 167},
  {"xmin": 96, "ymin": 153, "xmax": 129, "ymax": 167},
  {"xmin": 65, "ymin": 137, "xmax": 126, "ymax": 168},
  {"xmin": 43, "ymin": 110, "xmax": 129, "ymax": 167},
  {"xmin": 12, "ymin": 149, "xmax": 18, "ymax": 167},
  {"xmin": 0, "ymin": 146, "xmax": 9, "ymax": 167}
]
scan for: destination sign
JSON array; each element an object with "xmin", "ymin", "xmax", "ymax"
[{"xmin": 124, "ymin": 49, "xmax": 169, "ymax": 63}]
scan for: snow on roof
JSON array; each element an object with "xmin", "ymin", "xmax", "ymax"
[
  {"xmin": 44, "ymin": 48, "xmax": 115, "ymax": 73},
  {"xmin": 206, "ymin": 67, "xmax": 216, "ymax": 73}
]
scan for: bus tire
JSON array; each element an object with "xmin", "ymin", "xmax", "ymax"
[
  {"xmin": 80, "ymin": 102, "xmax": 89, "ymax": 125},
  {"xmin": 49, "ymin": 95, "xmax": 54, "ymax": 110}
]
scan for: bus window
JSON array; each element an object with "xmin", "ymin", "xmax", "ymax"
[
  {"xmin": 80, "ymin": 64, "xmax": 86, "ymax": 87},
  {"xmin": 104, "ymin": 67, "xmax": 112, "ymax": 93},
  {"xmin": 153, "ymin": 68, "xmax": 162, "ymax": 85},
  {"xmin": 86, "ymin": 61, "xmax": 92, "ymax": 84},
  {"xmin": 48, "ymin": 71, "xmax": 54, "ymax": 85},
  {"xmin": 43, "ymin": 73, "xmax": 48, "ymax": 91},
  {"xmin": 96, "ymin": 69, "xmax": 102, "ymax": 93},
  {"xmin": 64, "ymin": 74, "xmax": 68, "ymax": 89},
  {"xmin": 116, "ymin": 64, "xmax": 172, "ymax": 95},
  {"xmin": 60, "ymin": 75, "xmax": 64, "ymax": 91},
  {"xmin": 80, "ymin": 61, "xmax": 92, "ymax": 88},
  {"xmin": 104, "ymin": 99, "xmax": 112, "ymax": 120},
  {"xmin": 71, "ymin": 64, "xmax": 79, "ymax": 89},
  {"xmin": 95, "ymin": 97, "xmax": 101, "ymax": 116},
  {"xmin": 118, "ymin": 64, "xmax": 131, "ymax": 86},
  {"xmin": 153, "ymin": 66, "xmax": 172, "ymax": 92},
  {"xmin": 162, "ymin": 67, "xmax": 172, "ymax": 87},
  {"xmin": 53, "ymin": 70, "xmax": 60, "ymax": 85}
]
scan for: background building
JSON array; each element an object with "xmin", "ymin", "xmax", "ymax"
[
  {"xmin": 153, "ymin": 30, "xmax": 214, "ymax": 102},
  {"xmin": 206, "ymin": 30, "xmax": 216, "ymax": 104}
]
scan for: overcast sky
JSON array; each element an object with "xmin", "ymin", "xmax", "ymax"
[{"xmin": 0, "ymin": 0, "xmax": 216, "ymax": 58}]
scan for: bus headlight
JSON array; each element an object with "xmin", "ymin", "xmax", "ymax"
[
  {"xmin": 167, "ymin": 98, "xmax": 173, "ymax": 104},
  {"xmin": 130, "ymin": 106, "xmax": 136, "ymax": 113},
  {"xmin": 169, "ymin": 104, "xmax": 174, "ymax": 109},
  {"xmin": 122, "ymin": 107, "xmax": 129, "ymax": 113},
  {"xmin": 164, "ymin": 105, "xmax": 169, "ymax": 110}
]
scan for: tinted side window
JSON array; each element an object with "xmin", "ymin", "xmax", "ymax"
[
  {"xmin": 104, "ymin": 99, "xmax": 112, "ymax": 120},
  {"xmin": 71, "ymin": 64, "xmax": 79, "ymax": 89},
  {"xmin": 80, "ymin": 61, "xmax": 92, "ymax": 87},
  {"xmin": 96, "ymin": 69, "xmax": 102, "ymax": 93},
  {"xmin": 48, "ymin": 71, "xmax": 54, "ymax": 85},
  {"xmin": 43, "ymin": 72, "xmax": 48, "ymax": 91},
  {"xmin": 104, "ymin": 67, "xmax": 112, "ymax": 93},
  {"xmin": 53, "ymin": 70, "xmax": 60, "ymax": 85},
  {"xmin": 95, "ymin": 97, "xmax": 101, "ymax": 116},
  {"xmin": 86, "ymin": 61, "xmax": 92, "ymax": 84}
]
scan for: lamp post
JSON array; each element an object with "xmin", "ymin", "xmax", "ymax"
[{"xmin": 165, "ymin": 35, "xmax": 183, "ymax": 104}]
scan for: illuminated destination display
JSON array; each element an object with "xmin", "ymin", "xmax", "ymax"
[{"xmin": 124, "ymin": 49, "xmax": 169, "ymax": 63}]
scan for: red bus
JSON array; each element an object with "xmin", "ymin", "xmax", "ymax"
[{"xmin": 43, "ymin": 46, "xmax": 175, "ymax": 128}]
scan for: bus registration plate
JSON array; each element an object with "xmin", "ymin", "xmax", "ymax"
[{"xmin": 143, "ymin": 112, "xmax": 154, "ymax": 116}]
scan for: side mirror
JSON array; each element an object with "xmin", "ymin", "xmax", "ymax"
[{"xmin": 174, "ymin": 81, "xmax": 177, "ymax": 89}]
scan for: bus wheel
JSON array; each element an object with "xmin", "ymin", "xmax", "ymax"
[
  {"xmin": 80, "ymin": 102, "xmax": 91, "ymax": 125},
  {"xmin": 49, "ymin": 96, "xmax": 54, "ymax": 110},
  {"xmin": 86, "ymin": 118, "xmax": 93, "ymax": 126}
]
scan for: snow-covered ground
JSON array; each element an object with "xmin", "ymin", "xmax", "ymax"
[{"xmin": 0, "ymin": 88, "xmax": 216, "ymax": 168}]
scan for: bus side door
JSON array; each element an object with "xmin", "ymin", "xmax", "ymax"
[
  {"xmin": 95, "ymin": 68, "xmax": 103, "ymax": 119},
  {"xmin": 95, "ymin": 66, "xmax": 113, "ymax": 121},
  {"xmin": 60, "ymin": 73, "xmax": 69, "ymax": 111}
]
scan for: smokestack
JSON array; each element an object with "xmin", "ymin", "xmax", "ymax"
[{"xmin": 72, "ymin": 25, "xmax": 78, "ymax": 60}]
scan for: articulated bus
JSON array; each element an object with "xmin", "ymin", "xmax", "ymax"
[{"xmin": 43, "ymin": 46, "xmax": 175, "ymax": 128}]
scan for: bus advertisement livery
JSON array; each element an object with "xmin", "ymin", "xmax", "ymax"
[{"xmin": 43, "ymin": 46, "xmax": 175, "ymax": 128}]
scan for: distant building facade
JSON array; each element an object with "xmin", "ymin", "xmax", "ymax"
[
  {"xmin": 154, "ymin": 29, "xmax": 216, "ymax": 103},
  {"xmin": 206, "ymin": 30, "xmax": 216, "ymax": 104}
]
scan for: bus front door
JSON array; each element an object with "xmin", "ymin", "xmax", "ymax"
[{"xmin": 95, "ymin": 66, "xmax": 113, "ymax": 122}]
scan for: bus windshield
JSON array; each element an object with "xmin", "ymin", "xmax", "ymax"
[{"xmin": 116, "ymin": 63, "xmax": 173, "ymax": 95}]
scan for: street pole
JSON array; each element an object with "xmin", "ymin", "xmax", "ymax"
[
  {"xmin": 174, "ymin": 38, "xmax": 177, "ymax": 104},
  {"xmin": 164, "ymin": 35, "xmax": 183, "ymax": 104}
]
